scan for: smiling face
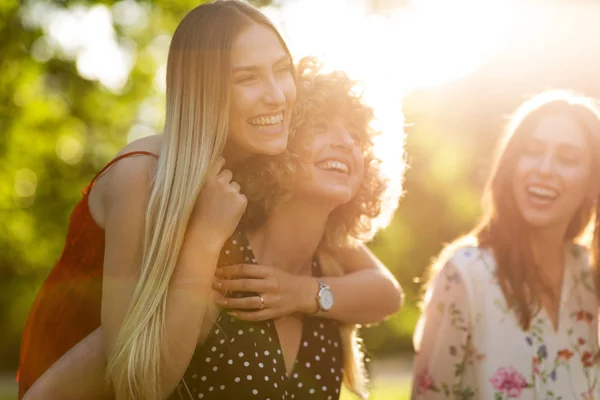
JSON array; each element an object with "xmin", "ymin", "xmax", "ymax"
[
  {"xmin": 511, "ymin": 113, "xmax": 594, "ymax": 232},
  {"xmin": 294, "ymin": 116, "xmax": 365, "ymax": 206},
  {"xmin": 226, "ymin": 23, "xmax": 297, "ymax": 161}
]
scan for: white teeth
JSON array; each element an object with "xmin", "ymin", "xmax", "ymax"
[
  {"xmin": 528, "ymin": 186, "xmax": 558, "ymax": 199},
  {"xmin": 248, "ymin": 112, "xmax": 284, "ymax": 126},
  {"xmin": 315, "ymin": 160, "xmax": 349, "ymax": 174}
]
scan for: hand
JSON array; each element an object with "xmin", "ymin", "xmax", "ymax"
[
  {"xmin": 212, "ymin": 264, "xmax": 319, "ymax": 321},
  {"xmin": 190, "ymin": 157, "xmax": 247, "ymax": 248}
]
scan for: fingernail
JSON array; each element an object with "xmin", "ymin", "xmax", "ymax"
[{"xmin": 214, "ymin": 281, "xmax": 223, "ymax": 289}]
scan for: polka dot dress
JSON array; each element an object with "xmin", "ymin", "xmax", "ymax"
[{"xmin": 169, "ymin": 230, "xmax": 344, "ymax": 400}]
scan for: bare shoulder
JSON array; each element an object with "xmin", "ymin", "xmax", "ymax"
[
  {"xmin": 101, "ymin": 138, "xmax": 163, "ymax": 278},
  {"xmin": 114, "ymin": 134, "xmax": 162, "ymax": 158},
  {"xmin": 87, "ymin": 135, "xmax": 162, "ymax": 228},
  {"xmin": 103, "ymin": 146, "xmax": 158, "ymax": 213},
  {"xmin": 105, "ymin": 135, "xmax": 162, "ymax": 190}
]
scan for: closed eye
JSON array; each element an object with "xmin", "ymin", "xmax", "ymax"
[
  {"xmin": 235, "ymin": 75, "xmax": 257, "ymax": 84},
  {"xmin": 276, "ymin": 63, "xmax": 292, "ymax": 74},
  {"xmin": 313, "ymin": 122, "xmax": 328, "ymax": 133},
  {"xmin": 349, "ymin": 131, "xmax": 362, "ymax": 144}
]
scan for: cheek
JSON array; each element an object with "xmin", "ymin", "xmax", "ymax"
[
  {"xmin": 306, "ymin": 137, "xmax": 324, "ymax": 161},
  {"xmin": 283, "ymin": 76, "xmax": 297, "ymax": 103},
  {"xmin": 563, "ymin": 166, "xmax": 592, "ymax": 202},
  {"xmin": 353, "ymin": 157, "xmax": 366, "ymax": 193},
  {"xmin": 514, "ymin": 157, "xmax": 534, "ymax": 180},
  {"xmin": 230, "ymin": 87, "xmax": 261, "ymax": 121},
  {"xmin": 511, "ymin": 158, "xmax": 531, "ymax": 197}
]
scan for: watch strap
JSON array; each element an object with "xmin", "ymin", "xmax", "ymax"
[{"xmin": 313, "ymin": 279, "xmax": 329, "ymax": 314}]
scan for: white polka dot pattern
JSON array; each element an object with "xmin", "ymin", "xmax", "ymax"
[{"xmin": 169, "ymin": 230, "xmax": 344, "ymax": 399}]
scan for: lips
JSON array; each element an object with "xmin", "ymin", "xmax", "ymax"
[
  {"xmin": 247, "ymin": 111, "xmax": 284, "ymax": 127},
  {"xmin": 526, "ymin": 184, "xmax": 560, "ymax": 207},
  {"xmin": 314, "ymin": 159, "xmax": 350, "ymax": 175},
  {"xmin": 527, "ymin": 185, "xmax": 558, "ymax": 199}
]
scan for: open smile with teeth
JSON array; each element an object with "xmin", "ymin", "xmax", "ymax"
[
  {"xmin": 315, "ymin": 160, "xmax": 350, "ymax": 174},
  {"xmin": 527, "ymin": 185, "xmax": 559, "ymax": 200},
  {"xmin": 247, "ymin": 112, "xmax": 284, "ymax": 128}
]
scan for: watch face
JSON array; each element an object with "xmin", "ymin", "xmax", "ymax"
[{"xmin": 319, "ymin": 288, "xmax": 334, "ymax": 311}]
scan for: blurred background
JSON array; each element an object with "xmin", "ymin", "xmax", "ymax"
[{"xmin": 2, "ymin": 0, "xmax": 600, "ymax": 398}]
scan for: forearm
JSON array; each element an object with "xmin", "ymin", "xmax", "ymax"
[
  {"xmin": 298, "ymin": 268, "xmax": 403, "ymax": 325},
  {"xmin": 104, "ymin": 232, "xmax": 222, "ymax": 399},
  {"xmin": 157, "ymin": 233, "xmax": 222, "ymax": 398},
  {"xmin": 23, "ymin": 328, "xmax": 110, "ymax": 400}
]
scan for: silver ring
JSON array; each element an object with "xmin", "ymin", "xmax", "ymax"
[{"xmin": 258, "ymin": 295, "xmax": 265, "ymax": 310}]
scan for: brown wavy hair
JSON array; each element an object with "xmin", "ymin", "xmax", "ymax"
[
  {"xmin": 238, "ymin": 56, "xmax": 391, "ymax": 250},
  {"xmin": 431, "ymin": 90, "xmax": 600, "ymax": 331}
]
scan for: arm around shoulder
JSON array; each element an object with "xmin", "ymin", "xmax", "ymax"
[{"xmin": 309, "ymin": 243, "xmax": 403, "ymax": 325}]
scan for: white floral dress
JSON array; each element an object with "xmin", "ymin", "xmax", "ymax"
[{"xmin": 412, "ymin": 244, "xmax": 600, "ymax": 400}]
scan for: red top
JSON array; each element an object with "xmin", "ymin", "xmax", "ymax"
[{"xmin": 17, "ymin": 151, "xmax": 158, "ymax": 398}]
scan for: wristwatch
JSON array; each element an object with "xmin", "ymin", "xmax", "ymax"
[{"xmin": 315, "ymin": 279, "xmax": 334, "ymax": 313}]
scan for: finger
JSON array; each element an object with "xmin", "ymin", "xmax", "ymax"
[
  {"xmin": 238, "ymin": 193, "xmax": 248, "ymax": 208},
  {"xmin": 216, "ymin": 264, "xmax": 273, "ymax": 279},
  {"xmin": 211, "ymin": 279, "xmax": 229, "ymax": 294},
  {"xmin": 228, "ymin": 310, "xmax": 275, "ymax": 322},
  {"xmin": 210, "ymin": 157, "xmax": 226, "ymax": 176},
  {"xmin": 209, "ymin": 289, "xmax": 222, "ymax": 302},
  {"xmin": 216, "ymin": 293, "xmax": 280, "ymax": 310},
  {"xmin": 230, "ymin": 181, "xmax": 241, "ymax": 192},
  {"xmin": 216, "ymin": 278, "xmax": 279, "ymax": 294},
  {"xmin": 217, "ymin": 169, "xmax": 233, "ymax": 184},
  {"xmin": 215, "ymin": 295, "xmax": 261, "ymax": 310}
]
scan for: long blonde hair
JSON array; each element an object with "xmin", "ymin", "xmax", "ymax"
[{"xmin": 106, "ymin": 2, "xmax": 293, "ymax": 399}]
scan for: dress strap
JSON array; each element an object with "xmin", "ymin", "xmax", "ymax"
[{"xmin": 84, "ymin": 151, "xmax": 158, "ymax": 195}]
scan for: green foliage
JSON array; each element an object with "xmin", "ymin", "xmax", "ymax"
[
  {"xmin": 0, "ymin": 0, "xmax": 491, "ymax": 374},
  {"xmin": 4, "ymin": 0, "xmax": 598, "ymax": 381},
  {"xmin": 0, "ymin": 0, "xmax": 211, "ymax": 372}
]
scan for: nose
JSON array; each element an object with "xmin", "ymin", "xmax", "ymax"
[
  {"xmin": 330, "ymin": 126, "xmax": 355, "ymax": 153},
  {"xmin": 262, "ymin": 76, "xmax": 285, "ymax": 107},
  {"xmin": 535, "ymin": 153, "xmax": 554, "ymax": 177}
]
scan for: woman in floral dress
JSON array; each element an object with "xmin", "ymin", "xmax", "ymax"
[{"xmin": 412, "ymin": 90, "xmax": 600, "ymax": 400}]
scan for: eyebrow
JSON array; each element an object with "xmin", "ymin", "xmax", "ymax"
[
  {"xmin": 232, "ymin": 55, "xmax": 291, "ymax": 74},
  {"xmin": 558, "ymin": 143, "xmax": 585, "ymax": 152},
  {"xmin": 529, "ymin": 137, "xmax": 585, "ymax": 151}
]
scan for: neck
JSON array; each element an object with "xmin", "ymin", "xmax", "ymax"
[
  {"xmin": 247, "ymin": 196, "xmax": 335, "ymax": 275},
  {"xmin": 223, "ymin": 142, "xmax": 251, "ymax": 167},
  {"xmin": 528, "ymin": 225, "xmax": 569, "ymax": 279}
]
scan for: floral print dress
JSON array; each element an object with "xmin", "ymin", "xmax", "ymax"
[{"xmin": 412, "ymin": 244, "xmax": 600, "ymax": 399}]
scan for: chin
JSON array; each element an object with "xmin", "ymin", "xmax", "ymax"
[
  {"xmin": 522, "ymin": 213, "xmax": 562, "ymax": 230},
  {"xmin": 257, "ymin": 139, "xmax": 288, "ymax": 156},
  {"xmin": 324, "ymin": 190, "xmax": 354, "ymax": 206}
]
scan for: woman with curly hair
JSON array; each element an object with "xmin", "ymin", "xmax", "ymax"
[
  {"xmin": 412, "ymin": 91, "xmax": 600, "ymax": 399},
  {"xmin": 170, "ymin": 55, "xmax": 402, "ymax": 400},
  {"xmin": 22, "ymin": 54, "xmax": 404, "ymax": 400}
]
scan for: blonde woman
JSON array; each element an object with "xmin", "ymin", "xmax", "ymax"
[
  {"xmin": 412, "ymin": 91, "xmax": 600, "ymax": 399},
  {"xmin": 19, "ymin": 2, "xmax": 403, "ymax": 399},
  {"xmin": 163, "ymin": 56, "xmax": 403, "ymax": 400}
]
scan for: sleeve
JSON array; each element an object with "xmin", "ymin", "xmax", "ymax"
[{"xmin": 411, "ymin": 259, "xmax": 474, "ymax": 399}]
